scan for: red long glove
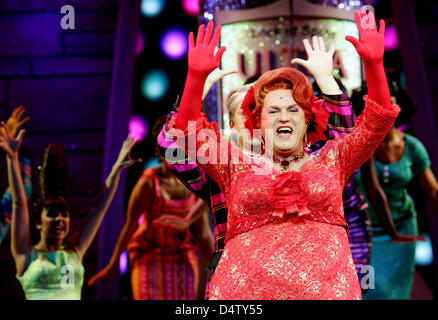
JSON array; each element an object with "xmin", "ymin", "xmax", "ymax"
[
  {"xmin": 345, "ymin": 9, "xmax": 392, "ymax": 110},
  {"xmin": 175, "ymin": 21, "xmax": 226, "ymax": 131}
]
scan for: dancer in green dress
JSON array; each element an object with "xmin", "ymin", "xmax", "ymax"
[
  {"xmin": 0, "ymin": 123, "xmax": 141, "ymax": 300},
  {"xmin": 357, "ymin": 89, "xmax": 437, "ymax": 299}
]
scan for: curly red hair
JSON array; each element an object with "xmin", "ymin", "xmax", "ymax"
[
  {"xmin": 243, "ymin": 68, "xmax": 329, "ymax": 145},
  {"xmin": 253, "ymin": 68, "xmax": 313, "ymax": 126}
]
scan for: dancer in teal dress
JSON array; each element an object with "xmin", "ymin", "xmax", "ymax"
[{"xmin": 357, "ymin": 89, "xmax": 438, "ymax": 299}]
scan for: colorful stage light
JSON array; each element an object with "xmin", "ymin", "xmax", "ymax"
[
  {"xmin": 203, "ymin": 11, "xmax": 214, "ymax": 21},
  {"xmin": 143, "ymin": 157, "xmax": 161, "ymax": 170},
  {"xmin": 141, "ymin": 0, "xmax": 166, "ymax": 18},
  {"xmin": 181, "ymin": 0, "xmax": 199, "ymax": 16},
  {"xmin": 415, "ymin": 234, "xmax": 434, "ymax": 266},
  {"xmin": 136, "ymin": 30, "xmax": 146, "ymax": 56},
  {"xmin": 160, "ymin": 27, "xmax": 188, "ymax": 60},
  {"xmin": 129, "ymin": 114, "xmax": 148, "ymax": 141},
  {"xmin": 119, "ymin": 251, "xmax": 128, "ymax": 275},
  {"xmin": 138, "ymin": 215, "xmax": 144, "ymax": 226},
  {"xmin": 384, "ymin": 24, "xmax": 399, "ymax": 52},
  {"xmin": 141, "ymin": 69, "xmax": 169, "ymax": 101}
]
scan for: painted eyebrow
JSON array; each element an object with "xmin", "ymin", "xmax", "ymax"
[{"xmin": 267, "ymin": 104, "xmax": 299, "ymax": 109}]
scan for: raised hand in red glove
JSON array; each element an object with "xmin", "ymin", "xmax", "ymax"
[
  {"xmin": 175, "ymin": 21, "xmax": 226, "ymax": 130},
  {"xmin": 345, "ymin": 8, "xmax": 385, "ymax": 64},
  {"xmin": 345, "ymin": 8, "xmax": 391, "ymax": 110}
]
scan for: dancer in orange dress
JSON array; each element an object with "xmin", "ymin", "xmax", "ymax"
[
  {"xmin": 165, "ymin": 10, "xmax": 400, "ymax": 300},
  {"xmin": 89, "ymin": 117, "xmax": 213, "ymax": 300}
]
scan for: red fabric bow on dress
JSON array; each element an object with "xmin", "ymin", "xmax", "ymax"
[{"xmin": 267, "ymin": 171, "xmax": 311, "ymax": 219}]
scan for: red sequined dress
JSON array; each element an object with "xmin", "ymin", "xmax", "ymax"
[{"xmin": 169, "ymin": 96, "xmax": 400, "ymax": 300}]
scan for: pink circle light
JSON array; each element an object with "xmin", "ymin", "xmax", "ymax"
[
  {"xmin": 384, "ymin": 24, "xmax": 399, "ymax": 52},
  {"xmin": 138, "ymin": 215, "xmax": 144, "ymax": 226},
  {"xmin": 119, "ymin": 251, "xmax": 128, "ymax": 275},
  {"xmin": 136, "ymin": 30, "xmax": 146, "ymax": 56},
  {"xmin": 160, "ymin": 27, "xmax": 188, "ymax": 60},
  {"xmin": 181, "ymin": 0, "xmax": 199, "ymax": 16},
  {"xmin": 129, "ymin": 115, "xmax": 148, "ymax": 141}
]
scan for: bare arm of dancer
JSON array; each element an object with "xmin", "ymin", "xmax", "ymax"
[
  {"xmin": 87, "ymin": 173, "xmax": 153, "ymax": 287},
  {"xmin": 192, "ymin": 203, "xmax": 213, "ymax": 299},
  {"xmin": 0, "ymin": 123, "xmax": 30, "ymax": 276},
  {"xmin": 153, "ymin": 198, "xmax": 206, "ymax": 230},
  {"xmin": 72, "ymin": 137, "xmax": 141, "ymax": 261},
  {"xmin": 418, "ymin": 168, "xmax": 438, "ymax": 214},
  {"xmin": 361, "ymin": 157, "xmax": 425, "ymax": 243}
]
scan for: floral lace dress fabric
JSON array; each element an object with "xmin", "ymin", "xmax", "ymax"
[{"xmin": 169, "ymin": 96, "xmax": 399, "ymax": 300}]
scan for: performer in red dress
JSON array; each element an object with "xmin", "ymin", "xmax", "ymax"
[{"xmin": 166, "ymin": 10, "xmax": 400, "ymax": 299}]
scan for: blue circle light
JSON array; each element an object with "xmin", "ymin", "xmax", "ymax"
[
  {"xmin": 415, "ymin": 234, "xmax": 434, "ymax": 266},
  {"xmin": 141, "ymin": 69, "xmax": 169, "ymax": 101},
  {"xmin": 141, "ymin": 0, "xmax": 166, "ymax": 18}
]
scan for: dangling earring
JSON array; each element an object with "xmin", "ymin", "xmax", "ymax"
[
  {"xmin": 305, "ymin": 126, "xmax": 310, "ymax": 148},
  {"xmin": 304, "ymin": 132, "xmax": 310, "ymax": 148}
]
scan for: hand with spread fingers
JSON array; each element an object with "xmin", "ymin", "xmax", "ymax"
[
  {"xmin": 292, "ymin": 36, "xmax": 335, "ymax": 81},
  {"xmin": 6, "ymin": 106, "xmax": 30, "ymax": 139},
  {"xmin": 175, "ymin": 21, "xmax": 227, "ymax": 130},
  {"xmin": 292, "ymin": 36, "xmax": 341, "ymax": 95},
  {"xmin": 0, "ymin": 122, "xmax": 25, "ymax": 158},
  {"xmin": 187, "ymin": 21, "xmax": 226, "ymax": 78},
  {"xmin": 345, "ymin": 8, "xmax": 385, "ymax": 65},
  {"xmin": 113, "ymin": 136, "xmax": 142, "ymax": 171},
  {"xmin": 345, "ymin": 8, "xmax": 391, "ymax": 109}
]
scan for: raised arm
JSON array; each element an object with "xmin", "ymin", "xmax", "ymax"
[
  {"xmin": 73, "ymin": 137, "xmax": 141, "ymax": 261},
  {"xmin": 158, "ymin": 66, "xmax": 236, "ymax": 204},
  {"xmin": 292, "ymin": 36, "xmax": 342, "ymax": 95},
  {"xmin": 169, "ymin": 21, "xmax": 247, "ymax": 189},
  {"xmin": 292, "ymin": 36, "xmax": 355, "ymax": 140},
  {"xmin": 0, "ymin": 106, "xmax": 32, "ymax": 245},
  {"xmin": 88, "ymin": 173, "xmax": 153, "ymax": 287},
  {"xmin": 346, "ymin": 8, "xmax": 391, "ymax": 109},
  {"xmin": 203, "ymin": 67, "xmax": 237, "ymax": 101},
  {"xmin": 0, "ymin": 123, "xmax": 30, "ymax": 275},
  {"xmin": 0, "ymin": 157, "xmax": 32, "ymax": 246},
  {"xmin": 331, "ymin": 10, "xmax": 400, "ymax": 183},
  {"xmin": 175, "ymin": 21, "xmax": 226, "ymax": 131}
]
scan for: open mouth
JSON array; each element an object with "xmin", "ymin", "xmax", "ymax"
[
  {"xmin": 276, "ymin": 126, "xmax": 293, "ymax": 139},
  {"xmin": 53, "ymin": 225, "xmax": 66, "ymax": 233}
]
